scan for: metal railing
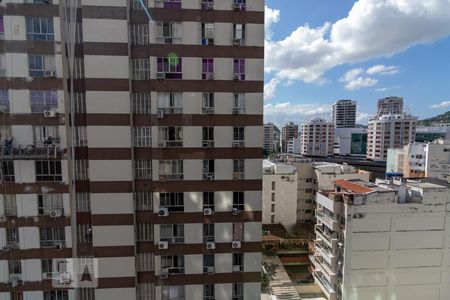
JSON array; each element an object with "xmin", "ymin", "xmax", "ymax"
[{"xmin": 0, "ymin": 145, "xmax": 64, "ymax": 159}]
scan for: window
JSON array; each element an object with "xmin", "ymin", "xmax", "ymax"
[
  {"xmin": 26, "ymin": 17, "xmax": 54, "ymax": 41},
  {"xmin": 203, "ymin": 192, "xmax": 214, "ymax": 210},
  {"xmin": 203, "ymin": 160, "xmax": 215, "ymax": 180},
  {"xmin": 160, "ymin": 192, "xmax": 184, "ymax": 212},
  {"xmin": 28, "ymin": 54, "xmax": 56, "ymax": 77},
  {"xmin": 232, "ymin": 283, "xmax": 244, "ymax": 300},
  {"xmin": 271, "ymin": 181, "xmax": 275, "ymax": 190},
  {"xmin": 137, "ymin": 253, "xmax": 154, "ymax": 272},
  {"xmin": 202, "ymin": 58, "xmax": 214, "ymax": 79},
  {"xmin": 233, "ymin": 93, "xmax": 245, "ymax": 114},
  {"xmin": 0, "ymin": 90, "xmax": 9, "ymax": 112},
  {"xmin": 41, "ymin": 259, "xmax": 54, "ymax": 278},
  {"xmin": 202, "ymin": 127, "xmax": 214, "ymax": 147},
  {"xmin": 134, "ymin": 127, "xmax": 152, "ymax": 147},
  {"xmin": 233, "ymin": 0, "xmax": 246, "ymax": 10},
  {"xmin": 233, "ymin": 253, "xmax": 244, "ymax": 272},
  {"xmin": 73, "ymin": 57, "xmax": 84, "ymax": 79},
  {"xmin": 137, "ymin": 283, "xmax": 155, "ymax": 300},
  {"xmin": 79, "ymin": 288, "xmax": 94, "ymax": 300},
  {"xmin": 0, "ymin": 126, "xmax": 11, "ymax": 142},
  {"xmin": 131, "ymin": 24, "xmax": 149, "ymax": 45},
  {"xmin": 271, "ymin": 193, "xmax": 275, "ymax": 201},
  {"xmin": 202, "ymin": 93, "xmax": 214, "ymax": 114},
  {"xmin": 201, "ymin": 23, "xmax": 215, "ymax": 45},
  {"xmin": 77, "ymin": 224, "xmax": 92, "ymax": 243},
  {"xmin": 130, "ymin": 0, "xmax": 144, "ymax": 10},
  {"xmin": 75, "ymin": 22, "xmax": 83, "ymax": 44},
  {"xmin": 203, "ymin": 254, "xmax": 214, "ymax": 273},
  {"xmin": 33, "ymin": 126, "xmax": 59, "ymax": 145},
  {"xmin": 233, "ymin": 192, "xmax": 244, "ymax": 211},
  {"xmin": 161, "ymin": 286, "xmax": 185, "ymax": 300},
  {"xmin": 40, "ymin": 227, "xmax": 65, "ymax": 247},
  {"xmin": 204, "ymin": 284, "xmax": 215, "ymax": 300},
  {"xmin": 156, "ymin": 0, "xmax": 182, "ymax": 9},
  {"xmin": 132, "ymin": 93, "xmax": 151, "ymax": 114},
  {"xmin": 271, "ymin": 204, "xmax": 275, "ymax": 213},
  {"xmin": 233, "ymin": 59, "xmax": 245, "ymax": 80},
  {"xmin": 1, "ymin": 161, "xmax": 15, "ymax": 182},
  {"xmin": 233, "ymin": 222, "xmax": 244, "ymax": 241},
  {"xmin": 135, "ymin": 192, "xmax": 152, "ymax": 211},
  {"xmin": 233, "ymin": 127, "xmax": 245, "ymax": 147},
  {"xmin": 137, "ymin": 222, "xmax": 153, "ymax": 241},
  {"xmin": 38, "ymin": 194, "xmax": 63, "ymax": 215},
  {"xmin": 233, "ymin": 24, "xmax": 245, "ymax": 45},
  {"xmin": 0, "ymin": 16, "xmax": 4, "ymax": 40},
  {"xmin": 156, "ymin": 22, "xmax": 182, "ymax": 44},
  {"xmin": 75, "ymin": 159, "xmax": 89, "ymax": 180},
  {"xmin": 73, "ymin": 92, "xmax": 86, "ymax": 113},
  {"xmin": 201, "ymin": 0, "xmax": 214, "ymax": 10},
  {"xmin": 6, "ymin": 228, "xmax": 19, "ymax": 248},
  {"xmin": 160, "ymin": 224, "xmax": 184, "ymax": 244},
  {"xmin": 157, "ymin": 57, "xmax": 182, "ymax": 79},
  {"xmin": 43, "ymin": 291, "xmax": 69, "ymax": 300},
  {"xmin": 131, "ymin": 59, "xmax": 151, "ymax": 80},
  {"xmin": 76, "ymin": 193, "xmax": 90, "ymax": 212},
  {"xmin": 3, "ymin": 195, "xmax": 17, "ymax": 216},
  {"xmin": 26, "ymin": 0, "xmax": 54, "ymax": 3},
  {"xmin": 161, "ymin": 255, "xmax": 184, "ymax": 274},
  {"xmin": 8, "ymin": 260, "xmax": 22, "ymax": 280},
  {"xmin": 36, "ymin": 161, "xmax": 62, "ymax": 181},
  {"xmin": 0, "ymin": 54, "xmax": 6, "ymax": 76},
  {"xmin": 134, "ymin": 160, "xmax": 152, "ymax": 179},
  {"xmin": 157, "ymin": 92, "xmax": 182, "ymax": 113},
  {"xmin": 233, "ymin": 159, "xmax": 244, "ymax": 179},
  {"xmin": 74, "ymin": 126, "xmax": 87, "ymax": 147},
  {"xmin": 159, "ymin": 160, "xmax": 183, "ymax": 180},
  {"xmin": 158, "ymin": 127, "xmax": 183, "ymax": 147},
  {"xmin": 203, "ymin": 223, "xmax": 214, "ymax": 242}
]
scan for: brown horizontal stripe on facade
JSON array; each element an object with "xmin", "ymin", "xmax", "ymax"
[
  {"xmin": 0, "ymin": 113, "xmax": 65, "ymax": 125},
  {"xmin": 136, "ymin": 211, "xmax": 262, "ymax": 224},
  {"xmin": 0, "ymin": 216, "xmax": 70, "ymax": 228},
  {"xmin": 0, "ymin": 248, "xmax": 72, "ymax": 260},
  {"xmin": 0, "ymin": 40, "xmax": 57, "ymax": 55},
  {"xmin": 81, "ymin": 5, "xmax": 127, "ymax": 20},
  {"xmin": 80, "ymin": 147, "xmax": 261, "ymax": 160},
  {"xmin": 137, "ymin": 272, "xmax": 156, "ymax": 283},
  {"xmin": 0, "ymin": 77, "xmax": 63, "ymax": 90},
  {"xmin": 94, "ymin": 246, "xmax": 135, "ymax": 258},
  {"xmin": 0, "ymin": 182, "xmax": 69, "ymax": 194},
  {"xmin": 83, "ymin": 79, "xmax": 263, "ymax": 93},
  {"xmin": 137, "ymin": 242, "xmax": 261, "ymax": 255},
  {"xmin": 97, "ymin": 277, "xmax": 136, "ymax": 289},
  {"xmin": 88, "ymin": 181, "xmax": 133, "ymax": 193},
  {"xmin": 1, "ymin": 3, "xmax": 59, "ymax": 17},
  {"xmin": 91, "ymin": 214, "xmax": 134, "ymax": 226},
  {"xmin": 130, "ymin": 8, "xmax": 264, "ymax": 24},
  {"xmin": 157, "ymin": 272, "xmax": 260, "ymax": 286}
]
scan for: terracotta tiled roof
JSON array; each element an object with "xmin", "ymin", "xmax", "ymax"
[{"xmin": 334, "ymin": 179, "xmax": 373, "ymax": 194}]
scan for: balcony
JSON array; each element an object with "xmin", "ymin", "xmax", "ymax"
[
  {"xmin": 315, "ymin": 260, "xmax": 337, "ymax": 284},
  {"xmin": 232, "ymin": 140, "xmax": 245, "ymax": 148},
  {"xmin": 232, "ymin": 107, "xmax": 245, "ymax": 115},
  {"xmin": 316, "ymin": 210, "xmax": 340, "ymax": 231},
  {"xmin": 316, "ymin": 192, "xmax": 343, "ymax": 212},
  {"xmin": 202, "ymin": 107, "xmax": 215, "ymax": 114},
  {"xmin": 315, "ymin": 243, "xmax": 336, "ymax": 266},
  {"xmin": 159, "ymin": 174, "xmax": 183, "ymax": 181},
  {"xmin": 314, "ymin": 273, "xmax": 337, "ymax": 300},
  {"xmin": 315, "ymin": 225, "xmax": 339, "ymax": 248},
  {"xmin": 202, "ymin": 140, "xmax": 214, "ymax": 148},
  {"xmin": 159, "ymin": 140, "xmax": 183, "ymax": 148},
  {"xmin": 0, "ymin": 145, "xmax": 64, "ymax": 160},
  {"xmin": 161, "ymin": 107, "xmax": 182, "ymax": 114}
]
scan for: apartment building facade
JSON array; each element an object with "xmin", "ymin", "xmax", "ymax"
[
  {"xmin": 311, "ymin": 178, "xmax": 450, "ymax": 300},
  {"xmin": 332, "ymin": 100, "xmax": 356, "ymax": 129},
  {"xmin": 281, "ymin": 122, "xmax": 298, "ymax": 153},
  {"xmin": 301, "ymin": 118, "xmax": 334, "ymax": 157},
  {"xmin": 263, "ymin": 123, "xmax": 280, "ymax": 154},
  {"xmin": 0, "ymin": 0, "xmax": 264, "ymax": 299}
]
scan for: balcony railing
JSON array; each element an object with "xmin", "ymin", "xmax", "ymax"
[
  {"xmin": 161, "ymin": 107, "xmax": 183, "ymax": 114},
  {"xmin": 203, "ymin": 172, "xmax": 214, "ymax": 180},
  {"xmin": 0, "ymin": 145, "xmax": 64, "ymax": 160},
  {"xmin": 159, "ymin": 140, "xmax": 183, "ymax": 148},
  {"xmin": 233, "ymin": 172, "xmax": 244, "ymax": 180},
  {"xmin": 159, "ymin": 174, "xmax": 183, "ymax": 181},
  {"xmin": 316, "ymin": 210, "xmax": 340, "ymax": 231}
]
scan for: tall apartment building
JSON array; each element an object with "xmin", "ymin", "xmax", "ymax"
[
  {"xmin": 263, "ymin": 123, "xmax": 280, "ymax": 154},
  {"xmin": 312, "ymin": 178, "xmax": 450, "ymax": 300},
  {"xmin": 367, "ymin": 97, "xmax": 417, "ymax": 161},
  {"xmin": 281, "ymin": 122, "xmax": 298, "ymax": 153},
  {"xmin": 301, "ymin": 118, "xmax": 334, "ymax": 157},
  {"xmin": 332, "ymin": 100, "xmax": 356, "ymax": 129},
  {"xmin": 0, "ymin": 0, "xmax": 264, "ymax": 299}
]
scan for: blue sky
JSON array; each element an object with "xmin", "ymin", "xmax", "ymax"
[{"xmin": 264, "ymin": 0, "xmax": 450, "ymax": 127}]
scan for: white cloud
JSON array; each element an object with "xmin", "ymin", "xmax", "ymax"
[
  {"xmin": 430, "ymin": 101, "xmax": 450, "ymax": 109},
  {"xmin": 264, "ymin": 102, "xmax": 332, "ymax": 127},
  {"xmin": 356, "ymin": 112, "xmax": 371, "ymax": 124},
  {"xmin": 265, "ymin": 0, "xmax": 450, "ymax": 83},
  {"xmin": 340, "ymin": 68, "xmax": 378, "ymax": 91},
  {"xmin": 264, "ymin": 78, "xmax": 280, "ymax": 101},
  {"xmin": 265, "ymin": 6, "xmax": 280, "ymax": 40},
  {"xmin": 375, "ymin": 87, "xmax": 388, "ymax": 92},
  {"xmin": 367, "ymin": 65, "xmax": 399, "ymax": 75}
]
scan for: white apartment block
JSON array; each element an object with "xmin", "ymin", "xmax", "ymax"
[
  {"xmin": 333, "ymin": 127, "xmax": 367, "ymax": 156},
  {"xmin": 312, "ymin": 178, "xmax": 450, "ymax": 300},
  {"xmin": 426, "ymin": 139, "xmax": 450, "ymax": 183},
  {"xmin": 0, "ymin": 0, "xmax": 264, "ymax": 299},
  {"xmin": 332, "ymin": 100, "xmax": 356, "ymax": 129},
  {"xmin": 263, "ymin": 123, "xmax": 280, "ymax": 153},
  {"xmin": 301, "ymin": 118, "xmax": 334, "ymax": 157}
]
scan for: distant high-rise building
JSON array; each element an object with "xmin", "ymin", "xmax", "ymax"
[
  {"xmin": 281, "ymin": 122, "xmax": 299, "ymax": 152},
  {"xmin": 332, "ymin": 100, "xmax": 357, "ymax": 128},
  {"xmin": 264, "ymin": 123, "xmax": 280, "ymax": 153},
  {"xmin": 301, "ymin": 118, "xmax": 334, "ymax": 156},
  {"xmin": 367, "ymin": 97, "xmax": 417, "ymax": 161},
  {"xmin": 0, "ymin": 0, "xmax": 264, "ymax": 299}
]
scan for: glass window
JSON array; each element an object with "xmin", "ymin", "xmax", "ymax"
[
  {"xmin": 28, "ymin": 54, "xmax": 56, "ymax": 77},
  {"xmin": 131, "ymin": 59, "xmax": 151, "ymax": 80},
  {"xmin": 8, "ymin": 260, "xmax": 22, "ymax": 279},
  {"xmin": 160, "ymin": 193, "xmax": 184, "ymax": 212},
  {"xmin": 132, "ymin": 93, "xmax": 151, "ymax": 114},
  {"xmin": 38, "ymin": 194, "xmax": 63, "ymax": 215},
  {"xmin": 35, "ymin": 160, "xmax": 62, "ymax": 181},
  {"xmin": 134, "ymin": 160, "xmax": 152, "ymax": 179},
  {"xmin": 203, "ymin": 192, "xmax": 214, "ymax": 210},
  {"xmin": 161, "ymin": 255, "xmax": 184, "ymax": 274},
  {"xmin": 203, "ymin": 254, "xmax": 214, "ymax": 273},
  {"xmin": 232, "ymin": 283, "xmax": 244, "ymax": 300},
  {"xmin": 202, "ymin": 58, "xmax": 214, "ymax": 79},
  {"xmin": 203, "ymin": 223, "xmax": 214, "ymax": 242},
  {"xmin": 156, "ymin": 22, "xmax": 182, "ymax": 44},
  {"xmin": 1, "ymin": 161, "xmax": 15, "ymax": 182},
  {"xmin": 135, "ymin": 192, "xmax": 152, "ymax": 211},
  {"xmin": 3, "ymin": 195, "xmax": 17, "ymax": 216},
  {"xmin": 0, "ymin": 54, "xmax": 6, "ymax": 76},
  {"xmin": 233, "ymin": 59, "xmax": 245, "ymax": 80},
  {"xmin": 233, "ymin": 192, "xmax": 245, "ymax": 211},
  {"xmin": 134, "ymin": 127, "xmax": 152, "ymax": 147},
  {"xmin": 156, "ymin": 0, "xmax": 182, "ymax": 9},
  {"xmin": 130, "ymin": 24, "xmax": 149, "ymax": 45},
  {"xmin": 202, "ymin": 93, "xmax": 214, "ymax": 114},
  {"xmin": 33, "ymin": 126, "xmax": 59, "ymax": 145},
  {"xmin": 0, "ymin": 90, "xmax": 9, "ymax": 112},
  {"xmin": 159, "ymin": 160, "xmax": 183, "ymax": 180},
  {"xmin": 161, "ymin": 286, "xmax": 185, "ymax": 300},
  {"xmin": 204, "ymin": 284, "xmax": 215, "ymax": 300},
  {"xmin": 157, "ymin": 92, "xmax": 182, "ymax": 113},
  {"xmin": 0, "ymin": 16, "xmax": 4, "ymax": 40},
  {"xmin": 157, "ymin": 57, "xmax": 182, "ymax": 79},
  {"xmin": 39, "ymin": 227, "xmax": 65, "ymax": 247},
  {"xmin": 160, "ymin": 224, "xmax": 184, "ymax": 244},
  {"xmin": 26, "ymin": 17, "xmax": 54, "ymax": 41},
  {"xmin": 6, "ymin": 228, "xmax": 19, "ymax": 248},
  {"xmin": 137, "ymin": 222, "xmax": 153, "ymax": 241},
  {"xmin": 43, "ymin": 291, "xmax": 69, "ymax": 300}
]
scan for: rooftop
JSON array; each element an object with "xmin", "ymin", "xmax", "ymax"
[{"xmin": 334, "ymin": 179, "xmax": 374, "ymax": 194}]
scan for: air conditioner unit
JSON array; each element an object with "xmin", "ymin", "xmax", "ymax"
[
  {"xmin": 206, "ymin": 242, "xmax": 216, "ymax": 250},
  {"xmin": 232, "ymin": 207, "xmax": 240, "ymax": 215},
  {"xmin": 158, "ymin": 141, "xmax": 166, "ymax": 148},
  {"xmin": 203, "ymin": 208, "xmax": 214, "ymax": 216},
  {"xmin": 202, "ymin": 141, "xmax": 211, "ymax": 148},
  {"xmin": 58, "ymin": 272, "xmax": 71, "ymax": 285},
  {"xmin": 207, "ymin": 174, "xmax": 214, "ymax": 180},
  {"xmin": 232, "ymin": 240, "xmax": 241, "ymax": 249},
  {"xmin": 232, "ymin": 265, "xmax": 242, "ymax": 272},
  {"xmin": 158, "ymin": 207, "xmax": 169, "ymax": 217},
  {"xmin": 7, "ymin": 278, "xmax": 21, "ymax": 288},
  {"xmin": 49, "ymin": 209, "xmax": 63, "ymax": 218},
  {"xmin": 157, "ymin": 109, "xmax": 164, "ymax": 118},
  {"xmin": 156, "ymin": 72, "xmax": 165, "ymax": 80},
  {"xmin": 56, "ymin": 243, "xmax": 65, "ymax": 250},
  {"xmin": 233, "ymin": 74, "xmax": 240, "ymax": 81},
  {"xmin": 158, "ymin": 241, "xmax": 169, "ymax": 249},
  {"xmin": 233, "ymin": 38, "xmax": 242, "ymax": 45},
  {"xmin": 207, "ymin": 73, "xmax": 214, "ymax": 80},
  {"xmin": 46, "ymin": 71, "xmax": 57, "ymax": 77},
  {"xmin": 207, "ymin": 266, "xmax": 215, "ymax": 274},
  {"xmin": 44, "ymin": 110, "xmax": 57, "ymax": 118},
  {"xmin": 160, "ymin": 268, "xmax": 169, "ymax": 279},
  {"xmin": 2, "ymin": 244, "xmax": 13, "ymax": 252}
]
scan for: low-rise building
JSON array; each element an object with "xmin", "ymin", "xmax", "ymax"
[
  {"xmin": 415, "ymin": 126, "xmax": 450, "ymax": 142},
  {"xmin": 386, "ymin": 142, "xmax": 427, "ymax": 177},
  {"xmin": 425, "ymin": 138, "xmax": 450, "ymax": 182},
  {"xmin": 311, "ymin": 178, "xmax": 450, "ymax": 300},
  {"xmin": 333, "ymin": 127, "xmax": 367, "ymax": 156}
]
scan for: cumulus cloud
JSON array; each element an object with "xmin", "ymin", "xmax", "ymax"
[
  {"xmin": 375, "ymin": 87, "xmax": 388, "ymax": 92},
  {"xmin": 265, "ymin": 0, "xmax": 450, "ymax": 83},
  {"xmin": 265, "ymin": 6, "xmax": 280, "ymax": 40},
  {"xmin": 430, "ymin": 101, "xmax": 450, "ymax": 109},
  {"xmin": 264, "ymin": 78, "xmax": 280, "ymax": 101},
  {"xmin": 367, "ymin": 65, "xmax": 400, "ymax": 75},
  {"xmin": 264, "ymin": 102, "xmax": 332, "ymax": 127},
  {"xmin": 340, "ymin": 68, "xmax": 378, "ymax": 91}
]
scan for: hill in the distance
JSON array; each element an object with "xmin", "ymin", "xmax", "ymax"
[{"xmin": 418, "ymin": 111, "xmax": 450, "ymax": 126}]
